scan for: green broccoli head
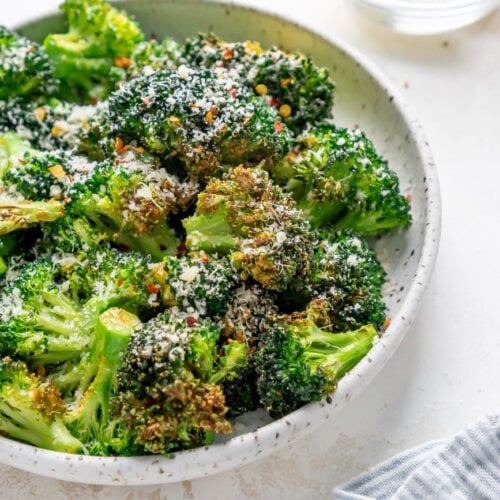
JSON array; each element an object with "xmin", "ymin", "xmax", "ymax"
[
  {"xmin": 255, "ymin": 320, "xmax": 377, "ymax": 418},
  {"xmin": 104, "ymin": 67, "xmax": 291, "ymax": 179},
  {"xmin": 0, "ymin": 98, "xmax": 76, "ymax": 151},
  {"xmin": 127, "ymin": 37, "xmax": 181, "ymax": 79},
  {"xmin": 184, "ymin": 166, "xmax": 313, "ymax": 291},
  {"xmin": 37, "ymin": 151, "xmax": 193, "ymax": 260},
  {"xmin": 221, "ymin": 282, "xmax": 279, "ymax": 351},
  {"xmin": 0, "ymin": 357, "xmax": 83, "ymax": 453},
  {"xmin": 181, "ymin": 34, "xmax": 335, "ymax": 133},
  {"xmin": 309, "ymin": 229, "xmax": 386, "ymax": 331},
  {"xmin": 272, "ymin": 124, "xmax": 412, "ymax": 235},
  {"xmin": 64, "ymin": 247, "xmax": 162, "ymax": 316},
  {"xmin": 43, "ymin": 0, "xmax": 144, "ymax": 102},
  {"xmin": 0, "ymin": 26, "xmax": 58, "ymax": 100},
  {"xmin": 3, "ymin": 149, "xmax": 73, "ymax": 201},
  {"xmin": 154, "ymin": 252, "xmax": 238, "ymax": 317},
  {"xmin": 112, "ymin": 309, "xmax": 246, "ymax": 454},
  {"xmin": 0, "ymin": 258, "xmax": 91, "ymax": 363}
]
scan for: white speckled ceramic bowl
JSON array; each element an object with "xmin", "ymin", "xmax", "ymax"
[{"xmin": 2, "ymin": 0, "xmax": 441, "ymax": 485}]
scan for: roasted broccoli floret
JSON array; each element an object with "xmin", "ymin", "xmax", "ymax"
[
  {"xmin": 0, "ymin": 97, "xmax": 82, "ymax": 151},
  {"xmin": 273, "ymin": 124, "xmax": 412, "ymax": 235},
  {"xmin": 63, "ymin": 307, "xmax": 141, "ymax": 452},
  {"xmin": 64, "ymin": 156, "xmax": 191, "ymax": 259},
  {"xmin": 0, "ymin": 357, "xmax": 83, "ymax": 452},
  {"xmin": 112, "ymin": 309, "xmax": 246, "ymax": 454},
  {"xmin": 221, "ymin": 282, "xmax": 279, "ymax": 351},
  {"xmin": 127, "ymin": 37, "xmax": 180, "ymax": 79},
  {"xmin": 255, "ymin": 320, "xmax": 377, "ymax": 418},
  {"xmin": 0, "ymin": 259, "xmax": 92, "ymax": 363},
  {"xmin": 222, "ymin": 364, "xmax": 260, "ymax": 418},
  {"xmin": 153, "ymin": 252, "xmax": 238, "ymax": 317},
  {"xmin": 104, "ymin": 68, "xmax": 291, "ymax": 179},
  {"xmin": 0, "ymin": 26, "xmax": 58, "ymax": 100},
  {"xmin": 43, "ymin": 0, "xmax": 144, "ymax": 102},
  {"xmin": 181, "ymin": 34, "xmax": 335, "ymax": 133},
  {"xmin": 63, "ymin": 246, "xmax": 161, "ymax": 316},
  {"xmin": 41, "ymin": 216, "xmax": 107, "ymax": 254},
  {"xmin": 307, "ymin": 229, "xmax": 386, "ymax": 331},
  {"xmin": 184, "ymin": 166, "xmax": 313, "ymax": 291}
]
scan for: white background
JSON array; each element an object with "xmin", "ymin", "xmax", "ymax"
[{"xmin": 1, "ymin": 1, "xmax": 500, "ymax": 498}]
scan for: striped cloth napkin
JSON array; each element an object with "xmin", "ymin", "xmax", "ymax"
[{"xmin": 333, "ymin": 414, "xmax": 499, "ymax": 499}]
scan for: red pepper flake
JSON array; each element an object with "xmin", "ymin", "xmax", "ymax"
[
  {"xmin": 117, "ymin": 144, "xmax": 131, "ymax": 156},
  {"xmin": 147, "ymin": 283, "xmax": 160, "ymax": 294},
  {"xmin": 280, "ymin": 78, "xmax": 292, "ymax": 86},
  {"xmin": 90, "ymin": 96, "xmax": 98, "ymax": 105},
  {"xmin": 243, "ymin": 115, "xmax": 253, "ymax": 125},
  {"xmin": 63, "ymin": 197, "xmax": 72, "ymax": 204},
  {"xmin": 116, "ymin": 244, "xmax": 130, "ymax": 252},
  {"xmin": 176, "ymin": 243, "xmax": 187, "ymax": 256},
  {"xmin": 274, "ymin": 121, "xmax": 283, "ymax": 132},
  {"xmin": 116, "ymin": 278, "xmax": 123, "ymax": 288},
  {"xmin": 114, "ymin": 57, "xmax": 131, "ymax": 68},
  {"xmin": 228, "ymin": 88, "xmax": 237, "ymax": 98},
  {"xmin": 140, "ymin": 97, "xmax": 151, "ymax": 106},
  {"xmin": 200, "ymin": 254, "xmax": 210, "ymax": 263},
  {"xmin": 222, "ymin": 48, "xmax": 233, "ymax": 60},
  {"xmin": 268, "ymin": 98, "xmax": 280, "ymax": 107},
  {"xmin": 27, "ymin": 46, "xmax": 35, "ymax": 52},
  {"xmin": 405, "ymin": 193, "xmax": 412, "ymax": 202},
  {"xmin": 187, "ymin": 316, "xmax": 198, "ymax": 327},
  {"xmin": 382, "ymin": 318, "xmax": 392, "ymax": 330},
  {"xmin": 210, "ymin": 106, "xmax": 218, "ymax": 117}
]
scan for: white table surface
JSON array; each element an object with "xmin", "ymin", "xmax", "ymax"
[{"xmin": 2, "ymin": 1, "xmax": 500, "ymax": 498}]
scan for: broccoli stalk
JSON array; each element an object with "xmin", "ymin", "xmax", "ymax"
[
  {"xmin": 65, "ymin": 308, "xmax": 141, "ymax": 446},
  {"xmin": 0, "ymin": 26, "xmax": 58, "ymax": 100},
  {"xmin": 255, "ymin": 321, "xmax": 377, "ymax": 418},
  {"xmin": 0, "ymin": 357, "xmax": 83, "ymax": 453},
  {"xmin": 182, "ymin": 210, "xmax": 237, "ymax": 254},
  {"xmin": 0, "ymin": 198, "xmax": 65, "ymax": 235},
  {"xmin": 0, "ymin": 132, "xmax": 35, "ymax": 179}
]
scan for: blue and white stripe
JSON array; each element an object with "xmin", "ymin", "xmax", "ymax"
[{"xmin": 333, "ymin": 414, "xmax": 499, "ymax": 499}]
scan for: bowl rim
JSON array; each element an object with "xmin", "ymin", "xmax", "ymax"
[{"xmin": 2, "ymin": 0, "xmax": 441, "ymax": 485}]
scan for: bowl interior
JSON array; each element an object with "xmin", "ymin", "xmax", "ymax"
[{"xmin": 3, "ymin": 0, "xmax": 440, "ymax": 485}]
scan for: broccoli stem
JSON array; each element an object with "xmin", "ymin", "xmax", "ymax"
[
  {"xmin": 0, "ymin": 400, "xmax": 83, "ymax": 453},
  {"xmin": 332, "ymin": 211, "xmax": 409, "ymax": 237},
  {"xmin": 117, "ymin": 222, "xmax": 179, "ymax": 261},
  {"xmin": 184, "ymin": 211, "xmax": 238, "ymax": 254},
  {"xmin": 0, "ymin": 257, "xmax": 6, "ymax": 277},
  {"xmin": 297, "ymin": 196, "xmax": 347, "ymax": 229},
  {"xmin": 66, "ymin": 308, "xmax": 141, "ymax": 442},
  {"xmin": 0, "ymin": 199, "xmax": 65, "ymax": 235},
  {"xmin": 299, "ymin": 324, "xmax": 377, "ymax": 381},
  {"xmin": 209, "ymin": 342, "xmax": 247, "ymax": 385}
]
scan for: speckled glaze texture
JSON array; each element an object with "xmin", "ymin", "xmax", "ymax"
[{"xmin": 2, "ymin": 0, "xmax": 441, "ymax": 485}]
